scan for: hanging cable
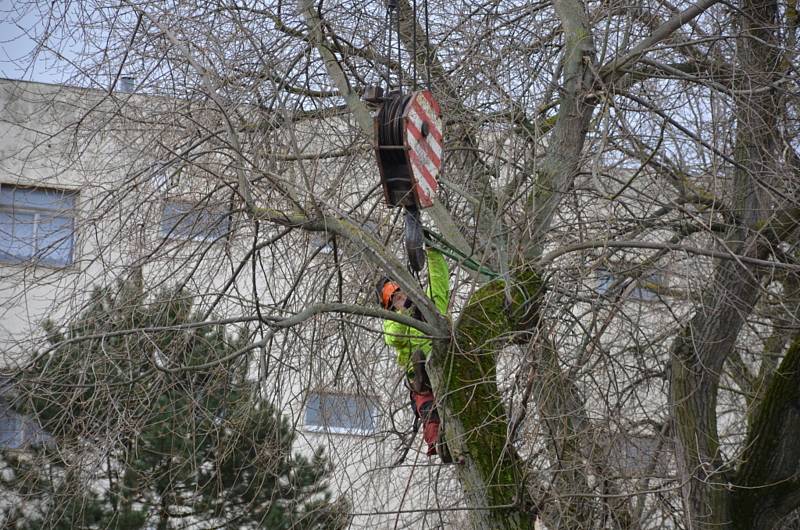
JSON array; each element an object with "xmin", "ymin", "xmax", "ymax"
[
  {"xmin": 412, "ymin": 0, "xmax": 418, "ymax": 90},
  {"xmin": 424, "ymin": 0, "xmax": 431, "ymax": 88},
  {"xmin": 384, "ymin": 8, "xmax": 393, "ymax": 88},
  {"xmin": 387, "ymin": 0, "xmax": 398, "ymax": 89},
  {"xmin": 382, "ymin": 0, "xmax": 433, "ymax": 90},
  {"xmin": 396, "ymin": 1, "xmax": 403, "ymax": 88}
]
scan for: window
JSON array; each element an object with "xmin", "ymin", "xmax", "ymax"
[
  {"xmin": 0, "ymin": 403, "xmax": 52, "ymax": 450},
  {"xmin": 596, "ymin": 269, "xmax": 666, "ymax": 301},
  {"xmin": 304, "ymin": 391, "xmax": 378, "ymax": 435},
  {"xmin": 0, "ymin": 407, "xmax": 23, "ymax": 449},
  {"xmin": 160, "ymin": 201, "xmax": 229, "ymax": 242},
  {"xmin": 610, "ymin": 434, "xmax": 668, "ymax": 474},
  {"xmin": 0, "ymin": 184, "xmax": 77, "ymax": 266}
]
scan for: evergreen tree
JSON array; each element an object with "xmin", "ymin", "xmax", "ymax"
[{"xmin": 1, "ymin": 276, "xmax": 349, "ymax": 529}]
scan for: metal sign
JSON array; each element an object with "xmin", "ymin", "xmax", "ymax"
[{"xmin": 403, "ymin": 90, "xmax": 442, "ymax": 208}]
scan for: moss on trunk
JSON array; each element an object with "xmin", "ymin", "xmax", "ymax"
[{"xmin": 436, "ymin": 268, "xmax": 543, "ymax": 526}]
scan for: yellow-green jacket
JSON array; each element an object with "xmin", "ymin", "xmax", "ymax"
[{"xmin": 383, "ymin": 249, "xmax": 449, "ymax": 372}]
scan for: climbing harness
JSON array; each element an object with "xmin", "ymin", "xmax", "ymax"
[{"xmin": 365, "ymin": 0, "xmax": 442, "ymax": 272}]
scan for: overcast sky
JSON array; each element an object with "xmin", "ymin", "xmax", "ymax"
[{"xmin": 0, "ymin": 0, "xmax": 75, "ymax": 84}]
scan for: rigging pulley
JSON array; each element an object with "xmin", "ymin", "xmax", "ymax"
[{"xmin": 365, "ymin": 0, "xmax": 442, "ymax": 273}]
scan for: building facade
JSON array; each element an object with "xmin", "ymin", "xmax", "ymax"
[{"xmin": 0, "ymin": 77, "xmax": 475, "ymax": 528}]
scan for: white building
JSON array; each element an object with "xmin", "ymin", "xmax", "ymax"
[
  {"xmin": 0, "ymin": 76, "xmax": 711, "ymax": 530},
  {"xmin": 0, "ymin": 77, "xmax": 473, "ymax": 528}
]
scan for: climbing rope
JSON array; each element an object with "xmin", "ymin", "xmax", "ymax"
[{"xmin": 422, "ymin": 230, "xmax": 501, "ymax": 279}]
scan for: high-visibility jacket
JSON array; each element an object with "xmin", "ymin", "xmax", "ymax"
[{"xmin": 383, "ymin": 249, "xmax": 449, "ymax": 372}]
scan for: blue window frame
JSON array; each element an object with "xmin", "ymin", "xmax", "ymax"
[
  {"xmin": 304, "ymin": 391, "xmax": 378, "ymax": 435},
  {"xmin": 160, "ymin": 201, "xmax": 229, "ymax": 242},
  {"xmin": 0, "ymin": 185, "xmax": 77, "ymax": 266}
]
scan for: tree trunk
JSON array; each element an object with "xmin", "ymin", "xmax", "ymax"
[
  {"xmin": 670, "ymin": 0, "xmax": 785, "ymax": 524},
  {"xmin": 427, "ymin": 271, "xmax": 543, "ymax": 529},
  {"xmin": 731, "ymin": 338, "xmax": 800, "ymax": 529}
]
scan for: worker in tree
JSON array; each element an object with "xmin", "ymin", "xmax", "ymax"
[{"xmin": 377, "ymin": 247, "xmax": 452, "ymax": 463}]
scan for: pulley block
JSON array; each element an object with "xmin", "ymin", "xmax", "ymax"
[
  {"xmin": 373, "ymin": 89, "xmax": 443, "ymax": 210},
  {"xmin": 369, "ymin": 87, "xmax": 443, "ymax": 272}
]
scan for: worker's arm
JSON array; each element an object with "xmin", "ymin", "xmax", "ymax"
[
  {"xmin": 383, "ymin": 319, "xmax": 415, "ymax": 370},
  {"xmin": 384, "ymin": 319, "xmax": 407, "ymax": 347},
  {"xmin": 426, "ymin": 248, "xmax": 450, "ymax": 314}
]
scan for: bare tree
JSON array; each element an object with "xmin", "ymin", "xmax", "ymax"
[{"xmin": 0, "ymin": 0, "xmax": 799, "ymax": 528}]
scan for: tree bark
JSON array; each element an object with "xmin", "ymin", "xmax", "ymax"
[
  {"xmin": 731, "ymin": 337, "xmax": 800, "ymax": 529},
  {"xmin": 670, "ymin": 255, "xmax": 761, "ymax": 528},
  {"xmin": 428, "ymin": 271, "xmax": 544, "ymax": 529}
]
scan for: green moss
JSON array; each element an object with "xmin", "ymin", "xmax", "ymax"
[
  {"xmin": 441, "ymin": 270, "xmax": 543, "ymax": 517},
  {"xmin": 539, "ymin": 115, "xmax": 559, "ymax": 135},
  {"xmin": 567, "ymin": 27, "xmax": 591, "ymax": 51},
  {"xmin": 458, "ymin": 279, "xmax": 510, "ymax": 348}
]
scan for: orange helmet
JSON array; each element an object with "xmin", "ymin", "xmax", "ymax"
[{"xmin": 380, "ymin": 280, "xmax": 401, "ymax": 309}]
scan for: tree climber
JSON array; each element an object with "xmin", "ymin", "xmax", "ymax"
[{"xmin": 377, "ymin": 247, "xmax": 452, "ymax": 463}]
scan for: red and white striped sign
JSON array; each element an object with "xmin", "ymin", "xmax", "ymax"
[{"xmin": 403, "ymin": 90, "xmax": 442, "ymax": 208}]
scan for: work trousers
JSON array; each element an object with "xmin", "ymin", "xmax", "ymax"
[{"xmin": 411, "ymin": 390, "xmax": 440, "ymax": 455}]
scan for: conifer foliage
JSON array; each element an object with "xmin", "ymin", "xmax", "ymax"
[{"xmin": 0, "ymin": 276, "xmax": 350, "ymax": 529}]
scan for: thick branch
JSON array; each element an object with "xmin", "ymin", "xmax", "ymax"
[
  {"xmin": 526, "ymin": 0, "xmax": 597, "ymax": 258},
  {"xmin": 732, "ymin": 338, "xmax": 800, "ymax": 529},
  {"xmin": 254, "ymin": 206, "xmax": 444, "ymax": 327}
]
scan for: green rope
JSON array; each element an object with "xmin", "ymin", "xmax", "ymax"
[{"xmin": 423, "ymin": 230, "xmax": 501, "ymax": 279}]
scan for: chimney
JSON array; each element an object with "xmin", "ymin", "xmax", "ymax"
[{"xmin": 119, "ymin": 76, "xmax": 135, "ymax": 93}]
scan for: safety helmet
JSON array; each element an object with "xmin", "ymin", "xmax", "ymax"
[{"xmin": 377, "ymin": 277, "xmax": 401, "ymax": 309}]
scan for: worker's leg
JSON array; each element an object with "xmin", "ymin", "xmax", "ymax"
[
  {"xmin": 410, "ymin": 350, "xmax": 452, "ymax": 461},
  {"xmin": 412, "ymin": 390, "xmax": 440, "ymax": 455},
  {"xmin": 411, "ymin": 349, "xmax": 430, "ymax": 393}
]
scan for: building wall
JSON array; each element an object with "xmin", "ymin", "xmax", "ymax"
[
  {"xmin": 0, "ymin": 77, "xmax": 467, "ymax": 527},
  {"xmin": 2, "ymin": 77, "xmax": 729, "ymax": 529}
]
